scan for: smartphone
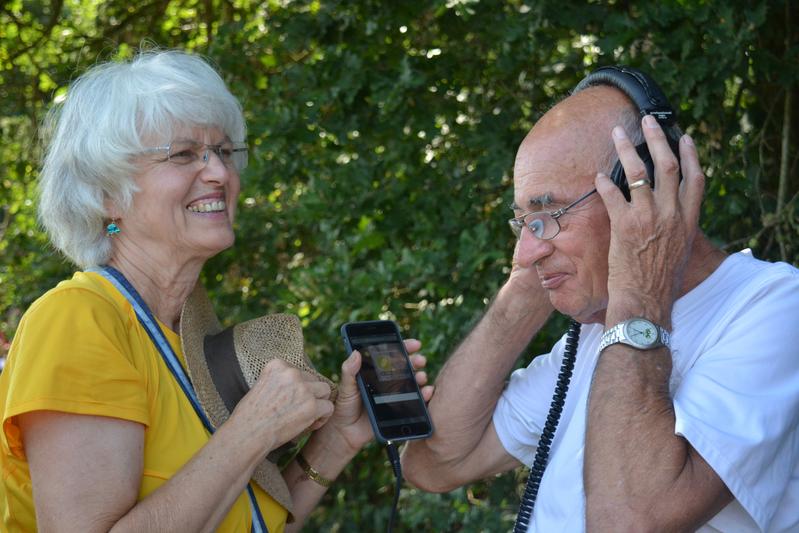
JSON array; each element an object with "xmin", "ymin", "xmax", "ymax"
[{"xmin": 340, "ymin": 320, "xmax": 434, "ymax": 443}]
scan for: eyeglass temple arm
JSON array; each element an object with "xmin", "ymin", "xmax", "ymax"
[{"xmin": 552, "ymin": 188, "xmax": 598, "ymax": 218}]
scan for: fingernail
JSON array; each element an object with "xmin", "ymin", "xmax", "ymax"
[
  {"xmin": 643, "ymin": 115, "xmax": 658, "ymax": 128},
  {"xmin": 682, "ymin": 134, "xmax": 694, "ymax": 146},
  {"xmin": 612, "ymin": 126, "xmax": 627, "ymax": 139}
]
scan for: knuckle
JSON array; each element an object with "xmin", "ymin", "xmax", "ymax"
[
  {"xmin": 266, "ymin": 359, "xmax": 287, "ymax": 371},
  {"xmin": 661, "ymin": 156, "xmax": 679, "ymax": 175},
  {"xmin": 692, "ymin": 169, "xmax": 706, "ymax": 184},
  {"xmin": 627, "ymin": 166, "xmax": 648, "ymax": 182}
]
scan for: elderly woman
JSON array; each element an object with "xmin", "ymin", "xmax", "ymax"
[{"xmin": 0, "ymin": 50, "xmax": 431, "ymax": 532}]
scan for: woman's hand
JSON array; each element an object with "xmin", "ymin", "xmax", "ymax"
[
  {"xmin": 323, "ymin": 339, "xmax": 434, "ymax": 454},
  {"xmin": 230, "ymin": 359, "xmax": 334, "ymax": 454}
]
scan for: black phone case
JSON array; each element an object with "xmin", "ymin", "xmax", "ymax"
[{"xmin": 341, "ymin": 321, "xmax": 433, "ymax": 444}]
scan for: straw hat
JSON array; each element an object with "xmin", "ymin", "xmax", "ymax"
[{"xmin": 179, "ymin": 283, "xmax": 336, "ymax": 513}]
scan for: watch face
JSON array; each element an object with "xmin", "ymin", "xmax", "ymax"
[{"xmin": 625, "ymin": 319, "xmax": 659, "ymax": 347}]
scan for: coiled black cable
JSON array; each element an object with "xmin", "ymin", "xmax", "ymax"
[{"xmin": 513, "ymin": 319, "xmax": 581, "ymax": 532}]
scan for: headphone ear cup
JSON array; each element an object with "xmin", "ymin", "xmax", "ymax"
[{"xmin": 610, "ymin": 143, "xmax": 659, "ymax": 201}]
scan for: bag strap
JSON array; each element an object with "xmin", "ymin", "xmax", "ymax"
[{"xmin": 93, "ymin": 266, "xmax": 269, "ymax": 533}]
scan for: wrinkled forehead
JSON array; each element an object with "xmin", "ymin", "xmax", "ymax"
[
  {"xmin": 512, "ymin": 90, "xmax": 622, "ymax": 208},
  {"xmin": 512, "ymin": 134, "xmax": 599, "ymax": 210}
]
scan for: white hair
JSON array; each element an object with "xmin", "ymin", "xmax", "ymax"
[{"xmin": 37, "ymin": 49, "xmax": 246, "ymax": 268}]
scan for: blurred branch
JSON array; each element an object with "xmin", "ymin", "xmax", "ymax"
[
  {"xmin": 7, "ymin": 0, "xmax": 64, "ymax": 63},
  {"xmin": 98, "ymin": 0, "xmax": 169, "ymax": 43},
  {"xmin": 775, "ymin": 1, "xmax": 793, "ymax": 262},
  {"xmin": 1, "ymin": 4, "xmax": 23, "ymax": 26},
  {"xmin": 0, "ymin": 207, "xmax": 9, "ymax": 243},
  {"xmin": 204, "ymin": 0, "xmax": 214, "ymax": 48},
  {"xmin": 776, "ymin": 88, "xmax": 792, "ymax": 261}
]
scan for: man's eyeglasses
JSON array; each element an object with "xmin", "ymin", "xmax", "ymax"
[
  {"xmin": 508, "ymin": 188, "xmax": 598, "ymax": 240},
  {"xmin": 145, "ymin": 140, "xmax": 249, "ymax": 171}
]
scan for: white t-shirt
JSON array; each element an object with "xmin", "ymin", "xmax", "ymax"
[{"xmin": 493, "ymin": 250, "xmax": 799, "ymax": 532}]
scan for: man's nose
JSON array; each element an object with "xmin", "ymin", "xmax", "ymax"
[{"xmin": 515, "ymin": 227, "xmax": 554, "ymax": 267}]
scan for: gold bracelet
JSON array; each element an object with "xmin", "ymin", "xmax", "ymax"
[{"xmin": 296, "ymin": 452, "xmax": 333, "ymax": 488}]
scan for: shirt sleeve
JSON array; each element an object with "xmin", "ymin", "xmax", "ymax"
[
  {"xmin": 673, "ymin": 268, "xmax": 799, "ymax": 532},
  {"xmin": 2, "ymin": 286, "xmax": 150, "ymax": 459},
  {"xmin": 492, "ymin": 333, "xmax": 568, "ymax": 466}
]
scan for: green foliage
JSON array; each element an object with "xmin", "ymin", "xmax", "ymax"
[{"xmin": 1, "ymin": 0, "xmax": 796, "ymax": 530}]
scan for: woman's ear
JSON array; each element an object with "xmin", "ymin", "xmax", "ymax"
[{"xmin": 104, "ymin": 197, "xmax": 122, "ymax": 221}]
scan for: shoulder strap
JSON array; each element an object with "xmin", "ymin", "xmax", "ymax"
[{"xmin": 91, "ymin": 266, "xmax": 269, "ymax": 533}]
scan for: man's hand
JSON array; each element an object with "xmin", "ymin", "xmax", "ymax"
[
  {"xmin": 586, "ymin": 118, "xmax": 731, "ymax": 531},
  {"xmin": 506, "ymin": 232, "xmax": 556, "ymax": 322},
  {"xmin": 595, "ymin": 115, "xmax": 705, "ymax": 327}
]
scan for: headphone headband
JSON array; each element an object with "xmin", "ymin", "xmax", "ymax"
[
  {"xmin": 572, "ymin": 65, "xmax": 682, "ymax": 200},
  {"xmin": 573, "ymin": 65, "xmax": 677, "ymax": 127}
]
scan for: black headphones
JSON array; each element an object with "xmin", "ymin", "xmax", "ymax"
[{"xmin": 573, "ymin": 65, "xmax": 683, "ymax": 200}]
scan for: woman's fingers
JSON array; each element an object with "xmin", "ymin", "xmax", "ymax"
[
  {"xmin": 420, "ymin": 385, "xmax": 435, "ymax": 403},
  {"xmin": 246, "ymin": 359, "xmax": 335, "ymax": 445},
  {"xmin": 337, "ymin": 350, "xmax": 362, "ymax": 400},
  {"xmin": 409, "ymin": 352, "xmax": 427, "ymax": 370},
  {"xmin": 308, "ymin": 379, "xmax": 332, "ymax": 399},
  {"xmin": 403, "ymin": 338, "xmax": 422, "ymax": 355},
  {"xmin": 309, "ymin": 400, "xmax": 335, "ymax": 430}
]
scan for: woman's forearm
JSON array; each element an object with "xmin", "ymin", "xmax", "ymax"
[
  {"xmin": 110, "ymin": 417, "xmax": 266, "ymax": 533},
  {"xmin": 283, "ymin": 424, "xmax": 360, "ymax": 532}
]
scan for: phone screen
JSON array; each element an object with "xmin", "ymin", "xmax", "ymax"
[{"xmin": 342, "ymin": 321, "xmax": 433, "ymax": 442}]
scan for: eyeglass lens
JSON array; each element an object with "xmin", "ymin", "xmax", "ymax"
[
  {"xmin": 167, "ymin": 141, "xmax": 248, "ymax": 170},
  {"xmin": 510, "ymin": 213, "xmax": 553, "ymax": 240}
]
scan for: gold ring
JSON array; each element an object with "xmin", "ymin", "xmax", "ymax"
[{"xmin": 629, "ymin": 178, "xmax": 651, "ymax": 191}]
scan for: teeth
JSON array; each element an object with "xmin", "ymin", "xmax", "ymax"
[{"xmin": 188, "ymin": 200, "xmax": 226, "ymax": 213}]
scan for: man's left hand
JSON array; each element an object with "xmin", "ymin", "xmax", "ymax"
[{"xmin": 595, "ymin": 115, "xmax": 706, "ymax": 327}]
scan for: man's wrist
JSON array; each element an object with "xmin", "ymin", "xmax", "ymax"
[
  {"xmin": 493, "ymin": 278, "xmax": 554, "ymax": 327},
  {"xmin": 605, "ymin": 293, "xmax": 672, "ymax": 330}
]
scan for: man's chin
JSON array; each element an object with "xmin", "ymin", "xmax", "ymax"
[{"xmin": 550, "ymin": 296, "xmax": 605, "ymax": 325}]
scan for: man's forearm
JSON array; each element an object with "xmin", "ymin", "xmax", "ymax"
[
  {"xmin": 584, "ymin": 303, "xmax": 731, "ymax": 530},
  {"xmin": 402, "ymin": 280, "xmax": 553, "ymax": 490}
]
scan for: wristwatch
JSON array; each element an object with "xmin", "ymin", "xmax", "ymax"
[{"xmin": 599, "ymin": 318, "xmax": 671, "ymax": 352}]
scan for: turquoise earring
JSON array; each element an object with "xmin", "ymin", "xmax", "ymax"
[{"xmin": 106, "ymin": 220, "xmax": 120, "ymax": 236}]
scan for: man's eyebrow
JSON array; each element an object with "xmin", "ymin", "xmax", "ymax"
[{"xmin": 510, "ymin": 193, "xmax": 553, "ymax": 211}]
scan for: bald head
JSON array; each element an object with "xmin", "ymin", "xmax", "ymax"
[{"xmin": 515, "ymin": 86, "xmax": 644, "ymax": 192}]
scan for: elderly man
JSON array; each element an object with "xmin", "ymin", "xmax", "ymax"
[{"xmin": 402, "ymin": 67, "xmax": 799, "ymax": 532}]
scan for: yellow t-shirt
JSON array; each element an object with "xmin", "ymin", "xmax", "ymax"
[{"xmin": 0, "ymin": 271, "xmax": 287, "ymax": 532}]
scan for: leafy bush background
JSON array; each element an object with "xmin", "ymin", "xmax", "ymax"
[{"xmin": 1, "ymin": 1, "xmax": 796, "ymax": 531}]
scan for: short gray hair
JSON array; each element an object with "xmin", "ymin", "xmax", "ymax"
[
  {"xmin": 570, "ymin": 83, "xmax": 681, "ymax": 175},
  {"xmin": 598, "ymin": 104, "xmax": 647, "ymax": 175},
  {"xmin": 37, "ymin": 49, "xmax": 246, "ymax": 268}
]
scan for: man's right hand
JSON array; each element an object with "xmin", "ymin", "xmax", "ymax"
[
  {"xmin": 402, "ymin": 239, "xmax": 553, "ymax": 493},
  {"xmin": 503, "ymin": 238, "xmax": 555, "ymax": 323}
]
